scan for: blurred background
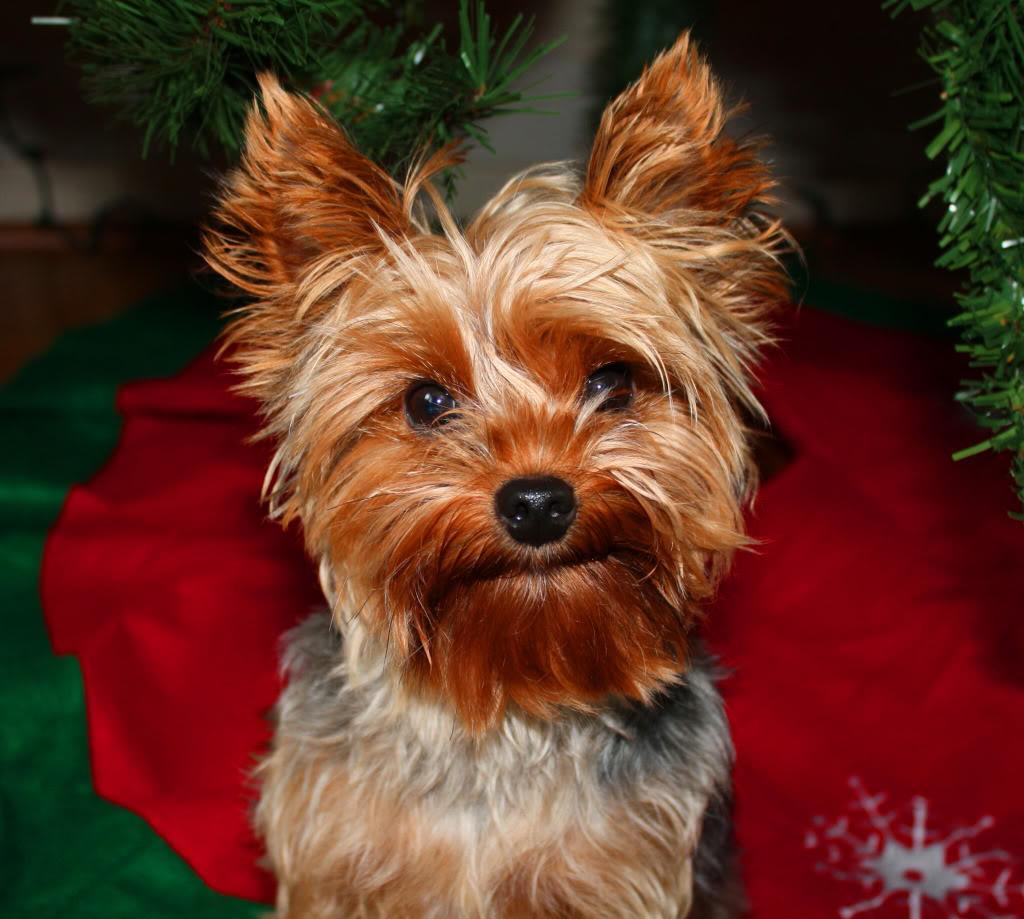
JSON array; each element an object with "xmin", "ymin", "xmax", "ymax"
[{"xmin": 1, "ymin": 0, "xmax": 954, "ymax": 382}]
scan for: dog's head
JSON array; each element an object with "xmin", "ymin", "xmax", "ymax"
[{"xmin": 205, "ymin": 34, "xmax": 787, "ymax": 729}]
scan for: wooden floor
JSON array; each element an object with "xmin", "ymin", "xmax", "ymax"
[{"xmin": 0, "ymin": 224, "xmax": 200, "ymax": 383}]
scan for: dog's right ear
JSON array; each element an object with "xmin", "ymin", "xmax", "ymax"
[
  {"xmin": 205, "ymin": 74, "xmax": 408, "ymax": 296},
  {"xmin": 203, "ymin": 75, "xmax": 420, "ymax": 400}
]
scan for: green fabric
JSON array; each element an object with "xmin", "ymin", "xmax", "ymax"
[
  {"xmin": 791, "ymin": 258, "xmax": 956, "ymax": 339},
  {"xmin": 0, "ymin": 284, "xmax": 259, "ymax": 918}
]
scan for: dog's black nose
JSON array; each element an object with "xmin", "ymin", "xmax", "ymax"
[{"xmin": 495, "ymin": 476, "xmax": 576, "ymax": 547}]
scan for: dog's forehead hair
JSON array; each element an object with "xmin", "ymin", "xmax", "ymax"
[{"xmin": 374, "ymin": 206, "xmax": 675, "ymax": 402}]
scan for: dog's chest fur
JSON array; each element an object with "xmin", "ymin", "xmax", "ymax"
[{"xmin": 257, "ymin": 614, "xmax": 733, "ymax": 918}]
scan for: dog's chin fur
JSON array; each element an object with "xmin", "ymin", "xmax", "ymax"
[
  {"xmin": 205, "ymin": 30, "xmax": 786, "ymax": 919},
  {"xmin": 353, "ymin": 552, "xmax": 691, "ymax": 729}
]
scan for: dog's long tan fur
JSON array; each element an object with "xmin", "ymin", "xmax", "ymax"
[{"xmin": 204, "ymin": 33, "xmax": 786, "ymax": 918}]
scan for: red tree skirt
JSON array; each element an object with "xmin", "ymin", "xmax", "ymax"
[{"xmin": 42, "ymin": 307, "xmax": 1024, "ymax": 917}]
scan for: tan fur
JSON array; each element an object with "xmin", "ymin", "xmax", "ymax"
[
  {"xmin": 259, "ymin": 747, "xmax": 698, "ymax": 918},
  {"xmin": 204, "ymin": 32, "xmax": 786, "ymax": 918},
  {"xmin": 256, "ymin": 636, "xmax": 709, "ymax": 918}
]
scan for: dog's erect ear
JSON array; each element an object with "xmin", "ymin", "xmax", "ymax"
[
  {"xmin": 205, "ymin": 73, "xmax": 409, "ymax": 297},
  {"xmin": 203, "ymin": 75, "xmax": 451, "ymax": 403},
  {"xmin": 581, "ymin": 32, "xmax": 787, "ymax": 379},
  {"xmin": 582, "ymin": 33, "xmax": 771, "ymax": 223}
]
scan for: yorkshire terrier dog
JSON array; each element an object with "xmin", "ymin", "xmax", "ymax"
[{"xmin": 205, "ymin": 31, "xmax": 786, "ymax": 919}]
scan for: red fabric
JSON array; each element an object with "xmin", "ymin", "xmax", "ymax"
[
  {"xmin": 42, "ymin": 307, "xmax": 1024, "ymax": 915},
  {"xmin": 706, "ymin": 310, "xmax": 1024, "ymax": 915},
  {"xmin": 42, "ymin": 355, "xmax": 321, "ymax": 902}
]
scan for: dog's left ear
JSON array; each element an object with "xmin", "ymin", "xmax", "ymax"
[
  {"xmin": 582, "ymin": 32, "xmax": 771, "ymax": 224},
  {"xmin": 581, "ymin": 33, "xmax": 787, "ymax": 367}
]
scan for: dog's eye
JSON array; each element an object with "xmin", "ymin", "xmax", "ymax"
[
  {"xmin": 405, "ymin": 381, "xmax": 458, "ymax": 429},
  {"xmin": 584, "ymin": 363, "xmax": 633, "ymax": 411}
]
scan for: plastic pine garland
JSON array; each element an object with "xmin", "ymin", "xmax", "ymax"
[
  {"xmin": 59, "ymin": 0, "xmax": 559, "ymax": 178},
  {"xmin": 887, "ymin": 0, "xmax": 1024, "ymax": 518}
]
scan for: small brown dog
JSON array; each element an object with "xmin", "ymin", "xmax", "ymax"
[{"xmin": 205, "ymin": 32, "xmax": 786, "ymax": 919}]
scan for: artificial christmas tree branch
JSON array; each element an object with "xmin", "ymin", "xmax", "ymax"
[
  {"xmin": 887, "ymin": 0, "xmax": 1024, "ymax": 518},
  {"xmin": 57, "ymin": 0, "xmax": 559, "ymax": 179}
]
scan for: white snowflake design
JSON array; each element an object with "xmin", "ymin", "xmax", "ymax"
[{"xmin": 804, "ymin": 777, "xmax": 1022, "ymax": 919}]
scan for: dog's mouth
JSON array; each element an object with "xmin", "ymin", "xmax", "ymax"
[
  {"xmin": 468, "ymin": 547, "xmax": 612, "ymax": 583},
  {"xmin": 437, "ymin": 499, "xmax": 666, "ymax": 588},
  {"xmin": 446, "ymin": 538, "xmax": 661, "ymax": 590},
  {"xmin": 369, "ymin": 489, "xmax": 673, "ymax": 625}
]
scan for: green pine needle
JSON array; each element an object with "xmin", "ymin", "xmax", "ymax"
[
  {"xmin": 58, "ymin": 0, "xmax": 560, "ymax": 190},
  {"xmin": 886, "ymin": 0, "xmax": 1024, "ymax": 518}
]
